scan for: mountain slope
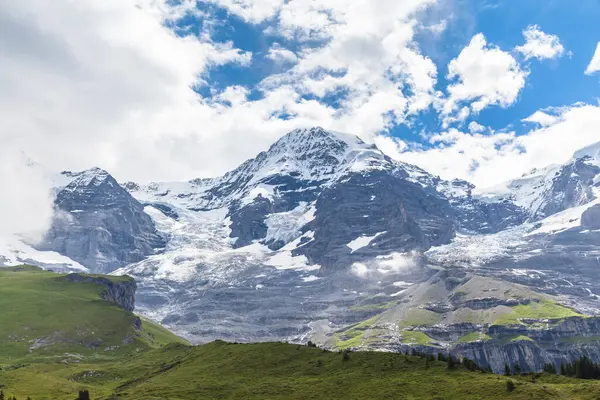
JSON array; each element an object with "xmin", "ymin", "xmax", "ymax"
[
  {"xmin": 4, "ymin": 268, "xmax": 600, "ymax": 399},
  {"xmin": 0, "ymin": 265, "xmax": 184, "ymax": 364},
  {"xmin": 4, "ymin": 129, "xmax": 600, "ymax": 374},
  {"xmin": 127, "ymin": 127, "xmax": 522, "ymax": 270},
  {"xmin": 5, "ymin": 339, "xmax": 600, "ymax": 399},
  {"xmin": 108, "ymin": 129, "xmax": 600, "ymax": 351},
  {"xmin": 481, "ymin": 142, "xmax": 600, "ymax": 220},
  {"xmin": 36, "ymin": 168, "xmax": 166, "ymax": 273}
]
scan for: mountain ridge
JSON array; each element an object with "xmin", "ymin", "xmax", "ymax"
[{"xmin": 3, "ymin": 128, "xmax": 600, "ymax": 372}]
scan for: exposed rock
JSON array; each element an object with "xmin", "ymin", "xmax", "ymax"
[
  {"xmin": 229, "ymin": 196, "xmax": 273, "ymax": 248},
  {"xmin": 421, "ymin": 323, "xmax": 482, "ymax": 343},
  {"xmin": 459, "ymin": 298, "xmax": 534, "ymax": 310},
  {"xmin": 532, "ymin": 158, "xmax": 600, "ymax": 220},
  {"xmin": 64, "ymin": 273, "xmax": 137, "ymax": 312},
  {"xmin": 132, "ymin": 317, "xmax": 142, "ymax": 331},
  {"xmin": 581, "ymin": 204, "xmax": 600, "ymax": 229},
  {"xmin": 454, "ymin": 339, "xmax": 546, "ymax": 373},
  {"xmin": 38, "ymin": 168, "xmax": 166, "ymax": 273},
  {"xmin": 297, "ymin": 170, "xmax": 455, "ymax": 270},
  {"xmin": 440, "ymin": 179, "xmax": 528, "ymax": 234}
]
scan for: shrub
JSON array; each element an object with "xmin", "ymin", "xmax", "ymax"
[
  {"xmin": 506, "ymin": 380, "xmax": 516, "ymax": 392},
  {"xmin": 342, "ymin": 350, "xmax": 350, "ymax": 362}
]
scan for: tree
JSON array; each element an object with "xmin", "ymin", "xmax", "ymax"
[
  {"xmin": 0, "ymin": 390, "xmax": 4, "ymax": 400},
  {"xmin": 77, "ymin": 390, "xmax": 90, "ymax": 400},
  {"xmin": 544, "ymin": 363, "xmax": 557, "ymax": 374},
  {"xmin": 506, "ymin": 380, "xmax": 516, "ymax": 392},
  {"xmin": 447, "ymin": 356, "xmax": 456, "ymax": 370},
  {"xmin": 504, "ymin": 363, "xmax": 511, "ymax": 376},
  {"xmin": 462, "ymin": 357, "xmax": 479, "ymax": 372},
  {"xmin": 342, "ymin": 350, "xmax": 350, "ymax": 362},
  {"xmin": 576, "ymin": 359, "xmax": 583, "ymax": 379}
]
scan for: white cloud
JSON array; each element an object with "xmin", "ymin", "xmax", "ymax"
[
  {"xmin": 7, "ymin": 0, "xmax": 599, "ymax": 243},
  {"xmin": 0, "ymin": 0, "xmax": 257, "ymax": 184},
  {"xmin": 350, "ymin": 262, "xmax": 370, "ymax": 279},
  {"xmin": 351, "ymin": 252, "xmax": 418, "ymax": 279},
  {"xmin": 515, "ymin": 25, "xmax": 565, "ymax": 61},
  {"xmin": 1, "ymin": 0, "xmax": 445, "ymax": 196},
  {"xmin": 266, "ymin": 44, "xmax": 298, "ymax": 64},
  {"xmin": 468, "ymin": 121, "xmax": 486, "ymax": 133},
  {"xmin": 522, "ymin": 110, "xmax": 560, "ymax": 127},
  {"xmin": 585, "ymin": 42, "xmax": 600, "ymax": 75},
  {"xmin": 209, "ymin": 0, "xmax": 284, "ymax": 23},
  {"xmin": 269, "ymin": 0, "xmax": 440, "ymax": 136},
  {"xmin": 390, "ymin": 104, "xmax": 600, "ymax": 189},
  {"xmin": 0, "ymin": 0, "xmax": 260, "ymax": 239},
  {"xmin": 442, "ymin": 33, "xmax": 528, "ymax": 119},
  {"xmin": 426, "ymin": 20, "xmax": 448, "ymax": 35}
]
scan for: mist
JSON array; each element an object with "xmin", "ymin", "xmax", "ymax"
[{"xmin": 0, "ymin": 149, "xmax": 55, "ymax": 242}]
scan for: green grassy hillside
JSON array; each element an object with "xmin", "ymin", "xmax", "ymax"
[
  {"xmin": 6, "ymin": 341, "xmax": 600, "ymax": 400},
  {"xmin": 2, "ymin": 266, "xmax": 600, "ymax": 400},
  {"xmin": 0, "ymin": 266, "xmax": 185, "ymax": 364}
]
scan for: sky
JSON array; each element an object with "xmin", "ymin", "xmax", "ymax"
[{"xmin": 1, "ymin": 0, "xmax": 600, "ymax": 203}]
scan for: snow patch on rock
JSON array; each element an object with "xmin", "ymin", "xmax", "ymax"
[{"xmin": 346, "ymin": 232, "xmax": 385, "ymax": 253}]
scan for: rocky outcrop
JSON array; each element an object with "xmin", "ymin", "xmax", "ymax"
[
  {"xmin": 581, "ymin": 204, "xmax": 600, "ymax": 229},
  {"xmin": 440, "ymin": 179, "xmax": 528, "ymax": 234},
  {"xmin": 459, "ymin": 298, "xmax": 534, "ymax": 310},
  {"xmin": 454, "ymin": 339, "xmax": 547, "ymax": 373},
  {"xmin": 532, "ymin": 158, "xmax": 600, "ymax": 220},
  {"xmin": 64, "ymin": 273, "xmax": 137, "ymax": 312},
  {"xmin": 455, "ymin": 337, "xmax": 600, "ymax": 374},
  {"xmin": 296, "ymin": 170, "xmax": 455, "ymax": 270},
  {"xmin": 38, "ymin": 168, "xmax": 166, "ymax": 273},
  {"xmin": 488, "ymin": 317, "xmax": 600, "ymax": 342},
  {"xmin": 229, "ymin": 196, "xmax": 273, "ymax": 248},
  {"xmin": 418, "ymin": 317, "xmax": 600, "ymax": 373},
  {"xmin": 421, "ymin": 323, "xmax": 482, "ymax": 343}
]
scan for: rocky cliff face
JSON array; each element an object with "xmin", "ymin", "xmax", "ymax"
[
  {"xmin": 296, "ymin": 170, "xmax": 455, "ymax": 269},
  {"xmin": 581, "ymin": 204, "xmax": 600, "ymax": 229},
  {"xmin": 481, "ymin": 148, "xmax": 600, "ymax": 222},
  {"xmin": 38, "ymin": 168, "xmax": 165, "ymax": 273},
  {"xmin": 531, "ymin": 158, "xmax": 600, "ymax": 220},
  {"xmin": 455, "ymin": 317, "xmax": 600, "ymax": 373},
  {"xmin": 64, "ymin": 273, "xmax": 137, "ymax": 312}
]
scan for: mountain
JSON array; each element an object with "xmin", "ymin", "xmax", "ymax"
[
  {"xmin": 35, "ymin": 167, "xmax": 166, "ymax": 273},
  {"xmin": 481, "ymin": 143, "xmax": 600, "ymax": 220},
  {"xmin": 127, "ymin": 127, "xmax": 522, "ymax": 270},
  {"xmin": 4, "ymin": 127, "xmax": 600, "ymax": 374}
]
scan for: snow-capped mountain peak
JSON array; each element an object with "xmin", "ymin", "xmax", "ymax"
[
  {"xmin": 227, "ymin": 126, "xmax": 391, "ymax": 185},
  {"xmin": 54, "ymin": 167, "xmax": 112, "ymax": 192},
  {"xmin": 68, "ymin": 167, "xmax": 111, "ymax": 186},
  {"xmin": 130, "ymin": 127, "xmax": 395, "ymax": 210},
  {"xmin": 573, "ymin": 140, "xmax": 600, "ymax": 166},
  {"xmin": 479, "ymin": 141, "xmax": 600, "ymax": 220}
]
